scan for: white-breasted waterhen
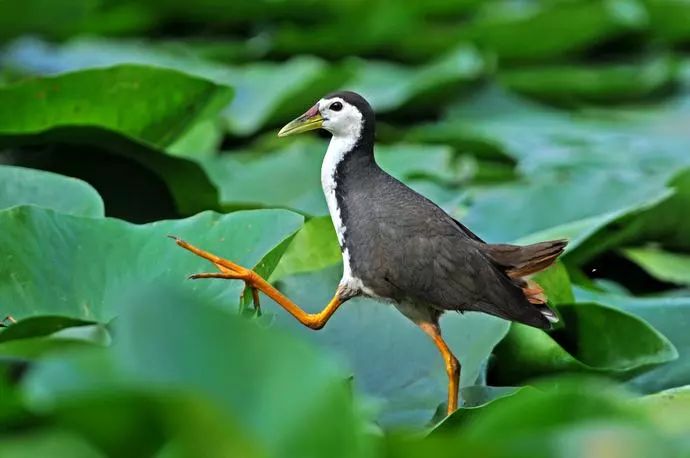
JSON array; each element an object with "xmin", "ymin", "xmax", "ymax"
[{"xmin": 172, "ymin": 91, "xmax": 567, "ymax": 416}]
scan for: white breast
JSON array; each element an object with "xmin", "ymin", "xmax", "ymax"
[
  {"xmin": 322, "ymin": 135, "xmax": 368, "ymax": 295},
  {"xmin": 321, "ymin": 136, "xmax": 352, "ymax": 247}
]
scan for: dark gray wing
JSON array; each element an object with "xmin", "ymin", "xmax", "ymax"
[
  {"xmin": 385, "ymin": 218, "xmax": 549, "ymax": 328},
  {"xmin": 348, "ymin": 174, "xmax": 550, "ymax": 329}
]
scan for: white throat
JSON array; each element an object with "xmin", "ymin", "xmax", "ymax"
[
  {"xmin": 321, "ymin": 129, "xmax": 362, "ymax": 294},
  {"xmin": 321, "ymin": 132, "xmax": 359, "ymax": 247}
]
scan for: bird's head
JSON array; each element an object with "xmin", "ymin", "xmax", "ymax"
[{"xmin": 278, "ymin": 91, "xmax": 375, "ymax": 141}]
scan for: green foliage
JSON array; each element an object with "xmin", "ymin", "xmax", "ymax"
[
  {"xmin": 499, "ymin": 56, "xmax": 679, "ymax": 105},
  {"xmin": 459, "ymin": 0, "xmax": 648, "ymax": 61},
  {"xmin": 0, "ymin": 65, "xmax": 232, "ymax": 147},
  {"xmin": 427, "ymin": 378, "xmax": 688, "ymax": 458},
  {"xmin": 0, "ymin": 165, "xmax": 103, "ymax": 216},
  {"xmin": 347, "ymin": 45, "xmax": 487, "ymax": 114},
  {"xmin": 2, "ymin": 0, "xmax": 690, "ymax": 456},
  {"xmin": 575, "ymin": 288, "xmax": 690, "ymax": 393},
  {"xmin": 22, "ymin": 289, "xmax": 370, "ymax": 458},
  {"xmin": 491, "ymin": 303, "xmax": 678, "ymax": 384},
  {"xmin": 0, "ymin": 207, "xmax": 301, "ymax": 320},
  {"xmin": 0, "ymin": 65, "xmax": 230, "ymax": 215},
  {"xmin": 624, "ymin": 246, "xmax": 690, "ymax": 286}
]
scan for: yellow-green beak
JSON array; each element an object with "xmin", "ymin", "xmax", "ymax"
[{"xmin": 278, "ymin": 104, "xmax": 323, "ymax": 137}]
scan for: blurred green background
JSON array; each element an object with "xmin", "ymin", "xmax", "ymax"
[{"xmin": 1, "ymin": 0, "xmax": 690, "ymax": 457}]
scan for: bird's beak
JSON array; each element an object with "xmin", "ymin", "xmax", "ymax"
[{"xmin": 278, "ymin": 104, "xmax": 323, "ymax": 137}]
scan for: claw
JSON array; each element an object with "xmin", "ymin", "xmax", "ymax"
[
  {"xmin": 168, "ymin": 235, "xmax": 186, "ymax": 248},
  {"xmin": 188, "ymin": 272, "xmax": 242, "ymax": 281},
  {"xmin": 251, "ymin": 287, "xmax": 262, "ymax": 315},
  {"xmin": 239, "ymin": 285, "xmax": 262, "ymax": 316},
  {"xmin": 189, "ymin": 273, "xmax": 211, "ymax": 280}
]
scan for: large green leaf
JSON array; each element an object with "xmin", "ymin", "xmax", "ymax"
[
  {"xmin": 0, "ymin": 0, "xmax": 149, "ymax": 41},
  {"xmin": 0, "ymin": 65, "xmax": 231, "ymax": 214},
  {"xmin": 0, "ymin": 64, "xmax": 231, "ymax": 148},
  {"xmin": 500, "ymin": 56, "xmax": 678, "ymax": 105},
  {"xmin": 222, "ymin": 57, "xmax": 351, "ymax": 136},
  {"xmin": 377, "ymin": 143, "xmax": 458, "ymax": 184},
  {"xmin": 0, "ymin": 165, "xmax": 103, "ymax": 217},
  {"xmin": 0, "ymin": 318, "xmax": 108, "ymax": 360},
  {"xmin": 436, "ymin": 379, "xmax": 638, "ymax": 436},
  {"xmin": 489, "ymin": 302, "xmax": 677, "ymax": 385},
  {"xmin": 614, "ymin": 168, "xmax": 690, "ymax": 250},
  {"xmin": 0, "ymin": 206, "xmax": 302, "ymax": 321},
  {"xmin": 392, "ymin": 378, "xmax": 683, "ymax": 458},
  {"xmin": 346, "ymin": 45, "xmax": 485, "ymax": 114},
  {"xmin": 408, "ymin": 86, "xmax": 690, "ymax": 177},
  {"xmin": 566, "ymin": 167, "xmax": 690, "ymax": 264},
  {"xmin": 0, "ymin": 317, "xmax": 97, "ymax": 343},
  {"xmin": 575, "ymin": 287, "xmax": 690, "ymax": 393},
  {"xmin": 431, "ymin": 386, "xmax": 527, "ymax": 434},
  {"xmin": 645, "ymin": 0, "xmax": 690, "ymax": 44},
  {"xmin": 267, "ymin": 265, "xmax": 510, "ymax": 427},
  {"xmin": 204, "ymin": 140, "xmax": 325, "ymax": 214},
  {"xmin": 0, "ymin": 429, "xmax": 105, "ymax": 458},
  {"xmin": 513, "ymin": 193, "xmax": 669, "ymax": 266},
  {"xmin": 460, "ymin": 0, "xmax": 647, "ymax": 61},
  {"xmin": 270, "ymin": 216, "xmax": 341, "ymax": 281},
  {"xmin": 22, "ymin": 287, "xmax": 373, "ymax": 458},
  {"xmin": 57, "ymin": 394, "xmax": 264, "ymax": 458},
  {"xmin": 462, "ymin": 170, "xmax": 672, "ymax": 250},
  {"xmin": 2, "ymin": 38, "xmax": 349, "ymax": 136},
  {"xmin": 623, "ymin": 246, "xmax": 690, "ymax": 286},
  {"xmin": 638, "ymin": 386, "xmax": 690, "ymax": 433},
  {"xmin": 270, "ymin": 0, "xmax": 459, "ymax": 61}
]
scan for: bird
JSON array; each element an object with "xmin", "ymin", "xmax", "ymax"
[{"xmin": 172, "ymin": 91, "xmax": 567, "ymax": 416}]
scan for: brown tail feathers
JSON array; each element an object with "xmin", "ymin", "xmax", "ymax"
[
  {"xmin": 484, "ymin": 239, "xmax": 568, "ymax": 323},
  {"xmin": 484, "ymin": 239, "xmax": 568, "ymax": 279}
]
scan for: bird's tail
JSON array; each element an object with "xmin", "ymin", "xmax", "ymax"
[
  {"xmin": 484, "ymin": 239, "xmax": 568, "ymax": 325},
  {"xmin": 484, "ymin": 239, "xmax": 568, "ymax": 278}
]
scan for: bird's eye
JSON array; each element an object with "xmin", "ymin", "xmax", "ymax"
[{"xmin": 330, "ymin": 102, "xmax": 343, "ymax": 111}]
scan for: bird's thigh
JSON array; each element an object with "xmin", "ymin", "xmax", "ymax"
[{"xmin": 393, "ymin": 300, "xmax": 441, "ymax": 325}]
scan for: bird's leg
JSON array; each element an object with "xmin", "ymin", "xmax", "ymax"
[
  {"xmin": 418, "ymin": 322, "xmax": 461, "ymax": 416},
  {"xmin": 171, "ymin": 237, "xmax": 344, "ymax": 330}
]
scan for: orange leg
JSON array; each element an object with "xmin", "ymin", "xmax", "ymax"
[
  {"xmin": 419, "ymin": 322, "xmax": 460, "ymax": 416},
  {"xmin": 170, "ymin": 237, "xmax": 344, "ymax": 330}
]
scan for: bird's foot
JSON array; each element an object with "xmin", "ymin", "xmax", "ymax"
[
  {"xmin": 169, "ymin": 236, "xmax": 262, "ymax": 314},
  {"xmin": 189, "ymin": 271, "xmax": 262, "ymax": 316},
  {"xmin": 0, "ymin": 315, "xmax": 16, "ymax": 328}
]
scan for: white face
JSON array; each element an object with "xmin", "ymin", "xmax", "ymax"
[{"xmin": 318, "ymin": 97, "xmax": 363, "ymax": 138}]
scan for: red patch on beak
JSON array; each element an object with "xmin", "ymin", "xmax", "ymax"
[{"xmin": 305, "ymin": 104, "xmax": 320, "ymax": 118}]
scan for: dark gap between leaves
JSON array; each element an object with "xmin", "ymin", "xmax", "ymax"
[
  {"xmin": 583, "ymin": 251, "xmax": 675, "ymax": 295},
  {"xmin": 0, "ymin": 146, "xmax": 178, "ymax": 224}
]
